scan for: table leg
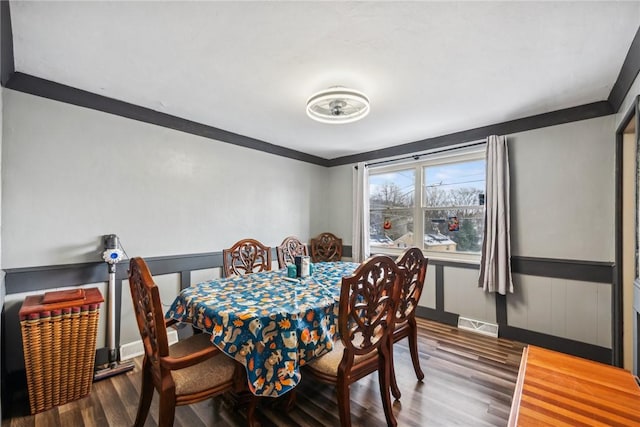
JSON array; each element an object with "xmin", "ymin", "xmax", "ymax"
[{"xmin": 228, "ymin": 363, "xmax": 261, "ymax": 427}]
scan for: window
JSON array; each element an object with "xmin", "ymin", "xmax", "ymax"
[
  {"xmin": 370, "ymin": 170, "xmax": 415, "ymax": 249},
  {"xmin": 368, "ymin": 147, "xmax": 486, "ymax": 259}
]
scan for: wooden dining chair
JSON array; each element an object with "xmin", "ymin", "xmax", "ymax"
[
  {"xmin": 128, "ymin": 257, "xmax": 240, "ymax": 427},
  {"xmin": 276, "ymin": 235, "xmax": 308, "ymax": 269},
  {"xmin": 303, "ymin": 255, "xmax": 404, "ymax": 427},
  {"xmin": 389, "ymin": 247, "xmax": 428, "ymax": 399},
  {"xmin": 222, "ymin": 238, "xmax": 272, "ymax": 277},
  {"xmin": 309, "ymin": 232, "xmax": 343, "ymax": 262}
]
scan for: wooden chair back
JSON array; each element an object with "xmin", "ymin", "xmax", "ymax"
[
  {"xmin": 276, "ymin": 236, "xmax": 308, "ymax": 268},
  {"xmin": 310, "ymin": 232, "xmax": 343, "ymax": 262},
  {"xmin": 222, "ymin": 238, "xmax": 272, "ymax": 277},
  {"xmin": 395, "ymin": 247, "xmax": 428, "ymax": 324},
  {"xmin": 129, "ymin": 257, "xmax": 171, "ymax": 367},
  {"xmin": 339, "ymin": 255, "xmax": 403, "ymax": 357},
  {"xmin": 389, "ymin": 247, "xmax": 428, "ymax": 398}
]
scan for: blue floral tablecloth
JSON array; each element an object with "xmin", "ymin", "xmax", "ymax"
[{"xmin": 165, "ymin": 261, "xmax": 359, "ymax": 397}]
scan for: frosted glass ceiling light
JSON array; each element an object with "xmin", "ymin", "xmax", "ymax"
[{"xmin": 306, "ymin": 87, "xmax": 370, "ymax": 124}]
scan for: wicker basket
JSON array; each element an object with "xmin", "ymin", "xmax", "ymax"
[{"xmin": 19, "ymin": 287, "xmax": 104, "ymax": 414}]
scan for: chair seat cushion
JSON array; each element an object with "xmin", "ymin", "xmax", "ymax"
[
  {"xmin": 169, "ymin": 333, "xmax": 236, "ymax": 396},
  {"xmin": 306, "ymin": 337, "xmax": 378, "ymax": 377}
]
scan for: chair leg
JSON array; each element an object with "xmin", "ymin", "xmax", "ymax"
[
  {"xmin": 247, "ymin": 395, "xmax": 259, "ymax": 427},
  {"xmin": 336, "ymin": 376, "xmax": 352, "ymax": 427},
  {"xmin": 134, "ymin": 360, "xmax": 154, "ymax": 427},
  {"xmin": 283, "ymin": 389, "xmax": 297, "ymax": 412},
  {"xmin": 408, "ymin": 318, "xmax": 424, "ymax": 381},
  {"xmin": 158, "ymin": 390, "xmax": 176, "ymax": 427},
  {"xmin": 378, "ymin": 346, "xmax": 398, "ymax": 427},
  {"xmin": 389, "ymin": 337, "xmax": 401, "ymax": 400}
]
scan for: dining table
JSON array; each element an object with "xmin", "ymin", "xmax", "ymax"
[{"xmin": 165, "ymin": 261, "xmax": 359, "ymax": 397}]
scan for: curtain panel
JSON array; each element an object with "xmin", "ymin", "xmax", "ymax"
[
  {"xmin": 352, "ymin": 162, "xmax": 370, "ymax": 263},
  {"xmin": 478, "ymin": 135, "xmax": 514, "ymax": 294}
]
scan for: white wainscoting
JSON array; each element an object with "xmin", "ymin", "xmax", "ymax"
[{"xmin": 507, "ymin": 273, "xmax": 611, "ymax": 348}]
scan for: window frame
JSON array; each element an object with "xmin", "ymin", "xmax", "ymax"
[{"xmin": 367, "ymin": 145, "xmax": 486, "ymax": 262}]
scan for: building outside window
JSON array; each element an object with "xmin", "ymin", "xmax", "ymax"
[{"xmin": 368, "ymin": 146, "xmax": 486, "ymax": 260}]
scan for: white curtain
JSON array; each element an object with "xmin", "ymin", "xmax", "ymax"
[
  {"xmin": 352, "ymin": 162, "xmax": 370, "ymax": 263},
  {"xmin": 478, "ymin": 135, "xmax": 514, "ymax": 294}
]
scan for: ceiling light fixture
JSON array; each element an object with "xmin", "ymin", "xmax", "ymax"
[{"xmin": 306, "ymin": 87, "xmax": 370, "ymax": 124}]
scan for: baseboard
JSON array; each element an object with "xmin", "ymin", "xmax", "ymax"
[
  {"xmin": 499, "ymin": 325, "xmax": 612, "ymax": 364},
  {"xmin": 415, "ymin": 306, "xmax": 459, "ymax": 326},
  {"xmin": 120, "ymin": 329, "xmax": 179, "ymax": 360}
]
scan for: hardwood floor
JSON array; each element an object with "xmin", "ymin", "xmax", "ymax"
[{"xmin": 2, "ymin": 318, "xmax": 526, "ymax": 427}]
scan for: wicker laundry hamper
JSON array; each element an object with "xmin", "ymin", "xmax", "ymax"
[{"xmin": 19, "ymin": 287, "xmax": 104, "ymax": 414}]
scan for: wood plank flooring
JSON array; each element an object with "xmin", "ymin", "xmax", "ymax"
[{"xmin": 2, "ymin": 318, "xmax": 526, "ymax": 427}]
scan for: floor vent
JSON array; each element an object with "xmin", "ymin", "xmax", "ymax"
[
  {"xmin": 457, "ymin": 317, "xmax": 499, "ymax": 338},
  {"xmin": 120, "ymin": 329, "xmax": 179, "ymax": 361}
]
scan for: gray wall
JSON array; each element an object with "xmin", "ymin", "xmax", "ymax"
[
  {"xmin": 509, "ymin": 116, "xmax": 615, "ymax": 261},
  {"xmin": 2, "ymin": 89, "xmax": 330, "ymax": 268},
  {"xmin": 507, "ymin": 116, "xmax": 615, "ymax": 348},
  {"xmin": 1, "ymin": 89, "xmax": 331, "ymax": 371},
  {"xmin": 326, "ymin": 164, "xmax": 353, "ymax": 245},
  {"xmin": 327, "ymin": 114, "xmax": 617, "ymax": 345}
]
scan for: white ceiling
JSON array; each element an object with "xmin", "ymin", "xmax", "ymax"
[{"xmin": 8, "ymin": 1, "xmax": 640, "ymax": 160}]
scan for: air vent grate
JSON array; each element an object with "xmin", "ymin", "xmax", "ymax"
[{"xmin": 457, "ymin": 316, "xmax": 499, "ymax": 337}]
